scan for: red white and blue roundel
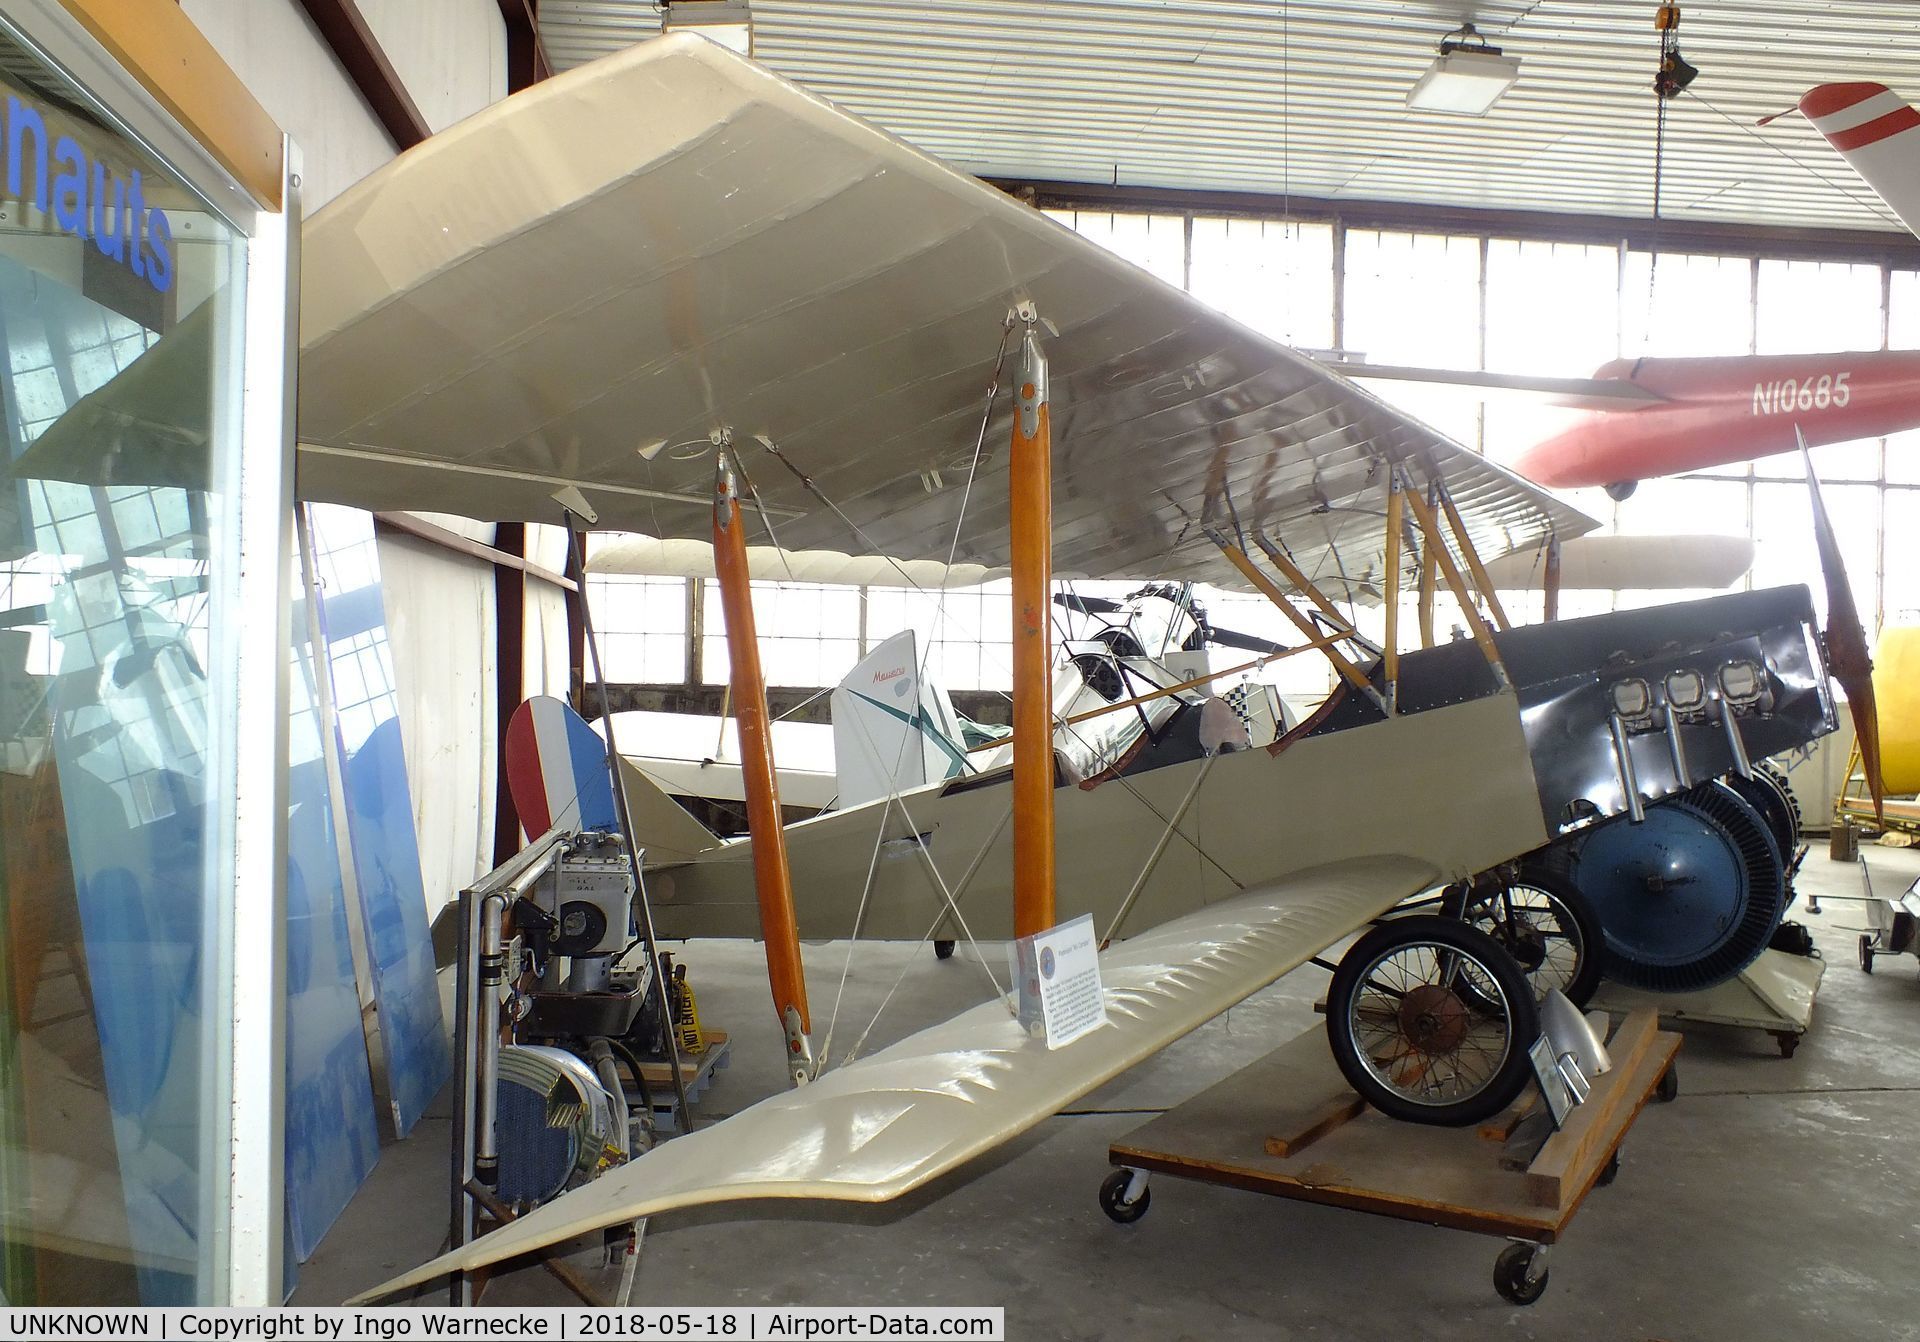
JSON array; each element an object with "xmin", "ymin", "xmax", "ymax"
[{"xmin": 504, "ymin": 695, "xmax": 620, "ymax": 840}]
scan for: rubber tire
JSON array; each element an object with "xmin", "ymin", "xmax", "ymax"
[
  {"xmin": 1655, "ymin": 1063, "xmax": 1679, "ymax": 1104},
  {"xmin": 1099, "ymin": 1168, "xmax": 1150, "ymax": 1224},
  {"xmin": 1860, "ymin": 934, "xmax": 1876, "ymax": 975},
  {"xmin": 1596, "ymin": 1149, "xmax": 1621, "ymax": 1187},
  {"xmin": 933, "ymin": 940, "xmax": 957, "ymax": 961},
  {"xmin": 1442, "ymin": 870, "xmax": 1604, "ymax": 1008},
  {"xmin": 1326, "ymin": 915, "xmax": 1542, "ymax": 1128},
  {"xmin": 1494, "ymin": 1243, "xmax": 1549, "ymax": 1305}
]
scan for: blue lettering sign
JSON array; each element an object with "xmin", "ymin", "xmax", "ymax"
[{"xmin": 3, "ymin": 93, "xmax": 172, "ymax": 294}]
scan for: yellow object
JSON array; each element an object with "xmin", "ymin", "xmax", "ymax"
[
  {"xmin": 1874, "ymin": 626, "xmax": 1920, "ymax": 797},
  {"xmin": 673, "ymin": 965, "xmax": 707, "ymax": 1057}
]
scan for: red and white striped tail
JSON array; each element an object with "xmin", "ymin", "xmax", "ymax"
[{"xmin": 1800, "ymin": 82, "xmax": 1920, "ymax": 238}]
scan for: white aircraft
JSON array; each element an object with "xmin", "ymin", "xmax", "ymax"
[{"xmin": 31, "ymin": 33, "xmax": 1852, "ymax": 1298}]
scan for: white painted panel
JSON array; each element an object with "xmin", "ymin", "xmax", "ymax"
[
  {"xmin": 524, "ymin": 523, "xmax": 572, "ymax": 701},
  {"xmin": 180, "ymin": 0, "xmax": 392, "ymax": 211},
  {"xmin": 359, "ymin": 0, "xmax": 508, "ymax": 133},
  {"xmin": 375, "ymin": 530, "xmax": 497, "ymax": 910}
]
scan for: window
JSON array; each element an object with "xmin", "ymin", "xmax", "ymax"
[
  {"xmin": 1188, "ymin": 217, "xmax": 1334, "ymax": 348},
  {"xmin": 1343, "ymin": 229, "xmax": 1484, "ymax": 447},
  {"xmin": 0, "ymin": 12, "xmax": 280, "ymax": 1303},
  {"xmin": 704, "ymin": 581, "xmax": 862, "ymax": 689},
  {"xmin": 587, "ymin": 569, "xmax": 690, "ymax": 683}
]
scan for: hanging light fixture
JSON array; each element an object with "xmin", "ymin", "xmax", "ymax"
[
  {"xmin": 662, "ymin": 0, "xmax": 754, "ymax": 57},
  {"xmin": 1406, "ymin": 23, "xmax": 1521, "ymax": 115}
]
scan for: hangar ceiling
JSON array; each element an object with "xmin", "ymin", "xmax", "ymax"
[{"xmin": 536, "ymin": 0, "xmax": 1920, "ymax": 236}]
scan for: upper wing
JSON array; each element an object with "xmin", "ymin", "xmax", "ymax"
[
  {"xmin": 298, "ymin": 34, "xmax": 1591, "ymax": 598},
  {"xmin": 1795, "ymin": 83, "xmax": 1920, "ymax": 238},
  {"xmin": 350, "ymin": 853, "xmax": 1430, "ymax": 1302}
]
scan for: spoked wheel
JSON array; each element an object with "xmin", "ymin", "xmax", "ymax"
[
  {"xmin": 1441, "ymin": 870, "xmax": 1603, "ymax": 1007},
  {"xmin": 1326, "ymin": 915, "xmax": 1541, "ymax": 1127}
]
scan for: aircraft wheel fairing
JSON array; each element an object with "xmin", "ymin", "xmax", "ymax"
[
  {"xmin": 1325, "ymin": 915, "xmax": 1540, "ymax": 1127},
  {"xmin": 1553, "ymin": 782, "xmax": 1787, "ymax": 993}
]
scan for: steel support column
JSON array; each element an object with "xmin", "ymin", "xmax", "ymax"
[{"xmin": 294, "ymin": 0, "xmax": 430, "ymax": 149}]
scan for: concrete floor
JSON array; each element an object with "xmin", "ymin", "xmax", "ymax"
[{"xmin": 297, "ymin": 842, "xmax": 1920, "ymax": 1338}]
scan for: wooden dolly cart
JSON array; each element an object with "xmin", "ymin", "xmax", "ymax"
[{"xmin": 1101, "ymin": 1009, "xmax": 1680, "ymax": 1305}]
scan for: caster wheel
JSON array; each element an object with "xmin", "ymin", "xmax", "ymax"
[
  {"xmin": 1860, "ymin": 934, "xmax": 1876, "ymax": 975},
  {"xmin": 1494, "ymin": 1242, "xmax": 1549, "ymax": 1305},
  {"xmin": 1775, "ymin": 1031, "xmax": 1801, "ymax": 1059},
  {"xmin": 1595, "ymin": 1149, "xmax": 1621, "ymax": 1187},
  {"xmin": 1099, "ymin": 1168, "xmax": 1150, "ymax": 1224},
  {"xmin": 1655, "ymin": 1063, "xmax": 1678, "ymax": 1104},
  {"xmin": 934, "ymin": 940, "xmax": 956, "ymax": 961}
]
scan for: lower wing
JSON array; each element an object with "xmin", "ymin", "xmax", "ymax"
[{"xmin": 353, "ymin": 853, "xmax": 1433, "ymax": 1302}]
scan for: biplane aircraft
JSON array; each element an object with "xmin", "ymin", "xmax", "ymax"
[{"xmin": 21, "ymin": 32, "xmax": 1876, "ymax": 1299}]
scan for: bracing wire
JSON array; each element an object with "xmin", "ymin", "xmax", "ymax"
[{"xmin": 814, "ymin": 318, "xmax": 1020, "ymax": 1067}]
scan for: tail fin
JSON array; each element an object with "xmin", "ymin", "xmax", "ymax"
[
  {"xmin": 831, "ymin": 630, "xmax": 970, "ymax": 810},
  {"xmin": 1796, "ymin": 83, "xmax": 1920, "ymax": 237},
  {"xmin": 615, "ymin": 756, "xmax": 723, "ymax": 864}
]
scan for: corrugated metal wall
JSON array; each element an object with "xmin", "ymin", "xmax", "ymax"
[{"xmin": 538, "ymin": 0, "xmax": 1920, "ymax": 233}]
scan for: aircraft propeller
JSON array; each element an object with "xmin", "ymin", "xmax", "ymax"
[
  {"xmin": 1205, "ymin": 625, "xmax": 1287, "ymax": 655},
  {"xmin": 1050, "ymin": 589, "xmax": 1287, "ymax": 656},
  {"xmin": 1052, "ymin": 592, "xmax": 1125, "ymax": 615},
  {"xmin": 1799, "ymin": 428, "xmax": 1885, "ymax": 822}
]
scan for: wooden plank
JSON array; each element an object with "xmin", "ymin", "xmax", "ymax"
[
  {"xmin": 645, "ymin": 1036, "xmax": 733, "ymax": 1105},
  {"xmin": 57, "ymin": 0, "xmax": 285, "ymax": 209},
  {"xmin": 1264, "ymin": 1091, "xmax": 1364, "ymax": 1158},
  {"xmin": 1478, "ymin": 1090, "xmax": 1539, "ymax": 1144},
  {"xmin": 1525, "ymin": 1010, "xmax": 1659, "ymax": 1209},
  {"xmin": 1110, "ymin": 1025, "xmax": 1565, "ymax": 1240},
  {"xmin": 1111, "ymin": 1017, "xmax": 1682, "ymax": 1244},
  {"xmin": 1187, "ymin": 1020, "xmax": 1365, "ymax": 1158},
  {"xmin": 293, "ymin": 0, "xmax": 431, "ymax": 150}
]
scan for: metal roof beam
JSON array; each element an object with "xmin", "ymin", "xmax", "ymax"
[
  {"xmin": 993, "ymin": 178, "xmax": 1920, "ymax": 268},
  {"xmin": 295, "ymin": 0, "xmax": 431, "ymax": 150}
]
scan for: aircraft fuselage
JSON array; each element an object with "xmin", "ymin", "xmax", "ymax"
[{"xmin": 1515, "ymin": 350, "xmax": 1920, "ymax": 489}]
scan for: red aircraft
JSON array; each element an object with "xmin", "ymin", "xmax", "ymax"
[
  {"xmin": 1342, "ymin": 81, "xmax": 1920, "ymax": 501},
  {"xmin": 1511, "ymin": 350, "xmax": 1920, "ymax": 498}
]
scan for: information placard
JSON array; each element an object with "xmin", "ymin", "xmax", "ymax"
[{"xmin": 1009, "ymin": 913, "xmax": 1107, "ymax": 1049}]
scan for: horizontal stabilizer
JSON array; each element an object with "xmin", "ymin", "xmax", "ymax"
[
  {"xmin": 351, "ymin": 855, "xmax": 1431, "ymax": 1301},
  {"xmin": 615, "ymin": 756, "xmax": 723, "ymax": 864}
]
